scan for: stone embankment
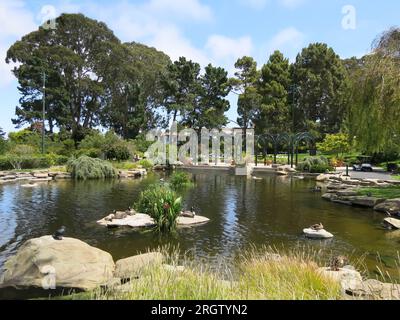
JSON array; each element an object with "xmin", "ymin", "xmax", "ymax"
[
  {"xmin": 0, "ymin": 168, "xmax": 148, "ymax": 185},
  {"xmin": 319, "ymin": 173, "xmax": 400, "ymax": 213}
]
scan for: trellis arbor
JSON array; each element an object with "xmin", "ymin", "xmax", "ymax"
[{"xmin": 255, "ymin": 132, "xmax": 314, "ymax": 168}]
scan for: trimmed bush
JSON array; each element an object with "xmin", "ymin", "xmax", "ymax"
[
  {"xmin": 134, "ymin": 184, "xmax": 182, "ymax": 233},
  {"xmin": 67, "ymin": 156, "xmax": 117, "ymax": 180},
  {"xmin": 297, "ymin": 156, "xmax": 333, "ymax": 173},
  {"xmin": 104, "ymin": 143, "xmax": 131, "ymax": 161}
]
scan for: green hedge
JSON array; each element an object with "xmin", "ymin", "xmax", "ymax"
[{"xmin": 0, "ymin": 154, "xmax": 69, "ymax": 171}]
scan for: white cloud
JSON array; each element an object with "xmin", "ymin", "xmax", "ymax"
[
  {"xmin": 0, "ymin": 1, "xmax": 36, "ymax": 38},
  {"xmin": 147, "ymin": 0, "xmax": 213, "ymax": 21},
  {"xmin": 206, "ymin": 35, "xmax": 253, "ymax": 60},
  {"xmin": 205, "ymin": 35, "xmax": 253, "ymax": 74},
  {"xmin": 239, "ymin": 0, "xmax": 306, "ymax": 9},
  {"xmin": 278, "ymin": 0, "xmax": 306, "ymax": 9},
  {"xmin": 238, "ymin": 0, "xmax": 269, "ymax": 9},
  {"xmin": 0, "ymin": 0, "xmax": 36, "ymax": 87},
  {"xmin": 150, "ymin": 25, "xmax": 210, "ymax": 65},
  {"xmin": 265, "ymin": 27, "xmax": 305, "ymax": 61}
]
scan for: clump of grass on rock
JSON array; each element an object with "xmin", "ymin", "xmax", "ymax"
[{"xmin": 67, "ymin": 156, "xmax": 117, "ymax": 180}]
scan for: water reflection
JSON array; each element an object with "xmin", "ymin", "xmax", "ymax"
[{"xmin": 0, "ymin": 172, "xmax": 398, "ymax": 277}]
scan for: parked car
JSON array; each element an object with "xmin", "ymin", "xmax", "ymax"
[
  {"xmin": 353, "ymin": 163, "xmax": 373, "ymax": 172},
  {"xmin": 353, "ymin": 156, "xmax": 373, "ymax": 172}
]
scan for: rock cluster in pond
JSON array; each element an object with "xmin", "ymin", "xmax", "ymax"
[
  {"xmin": 0, "ymin": 168, "xmax": 148, "ymax": 186},
  {"xmin": 319, "ymin": 173, "xmax": 400, "ymax": 209},
  {"xmin": 0, "ymin": 171, "xmax": 71, "ymax": 185},
  {"xmin": 97, "ymin": 212, "xmax": 210, "ymax": 228}
]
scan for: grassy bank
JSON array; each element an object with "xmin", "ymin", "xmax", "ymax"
[
  {"xmin": 358, "ymin": 186, "xmax": 400, "ymax": 199},
  {"xmin": 62, "ymin": 247, "xmax": 342, "ymax": 300}
]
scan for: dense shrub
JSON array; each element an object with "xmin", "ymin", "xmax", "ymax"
[
  {"xmin": 104, "ymin": 143, "xmax": 131, "ymax": 161},
  {"xmin": 134, "ymin": 184, "xmax": 182, "ymax": 233},
  {"xmin": 75, "ymin": 148, "xmax": 103, "ymax": 159},
  {"xmin": 67, "ymin": 156, "xmax": 117, "ymax": 180},
  {"xmin": 169, "ymin": 171, "xmax": 193, "ymax": 190},
  {"xmin": 297, "ymin": 156, "xmax": 333, "ymax": 173}
]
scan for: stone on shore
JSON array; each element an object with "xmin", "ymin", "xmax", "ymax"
[
  {"xmin": 318, "ymin": 267, "xmax": 363, "ymax": 293},
  {"xmin": 0, "ymin": 236, "xmax": 115, "ymax": 293},
  {"xmin": 114, "ymin": 252, "xmax": 164, "ymax": 279},
  {"xmin": 316, "ymin": 174, "xmax": 340, "ymax": 182},
  {"xmin": 345, "ymin": 279, "xmax": 400, "ymax": 300},
  {"xmin": 348, "ymin": 196, "xmax": 385, "ymax": 208},
  {"xmin": 383, "ymin": 217, "xmax": 400, "ymax": 229},
  {"xmin": 337, "ymin": 189, "xmax": 358, "ymax": 197},
  {"xmin": 374, "ymin": 199, "xmax": 400, "ymax": 214}
]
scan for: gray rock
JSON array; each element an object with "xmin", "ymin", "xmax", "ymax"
[
  {"xmin": 374, "ymin": 199, "xmax": 400, "ymax": 214},
  {"xmin": 346, "ymin": 279, "xmax": 400, "ymax": 300},
  {"xmin": 33, "ymin": 173, "xmax": 49, "ymax": 179},
  {"xmin": 332, "ymin": 200, "xmax": 353, "ymax": 206},
  {"xmin": 337, "ymin": 189, "xmax": 358, "ymax": 197},
  {"xmin": 0, "ymin": 236, "xmax": 114, "ymax": 292},
  {"xmin": 383, "ymin": 217, "xmax": 400, "ymax": 229},
  {"xmin": 318, "ymin": 267, "xmax": 363, "ymax": 293},
  {"xmin": 348, "ymin": 196, "xmax": 385, "ymax": 208},
  {"xmin": 114, "ymin": 252, "xmax": 164, "ymax": 279},
  {"xmin": 327, "ymin": 184, "xmax": 349, "ymax": 190},
  {"xmin": 322, "ymin": 193, "xmax": 338, "ymax": 201}
]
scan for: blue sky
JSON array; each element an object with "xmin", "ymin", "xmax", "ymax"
[{"xmin": 0, "ymin": 0, "xmax": 398, "ymax": 134}]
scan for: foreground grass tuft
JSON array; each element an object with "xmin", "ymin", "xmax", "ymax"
[{"xmin": 85, "ymin": 248, "xmax": 341, "ymax": 300}]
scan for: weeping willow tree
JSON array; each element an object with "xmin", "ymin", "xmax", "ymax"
[{"xmin": 348, "ymin": 28, "xmax": 400, "ymax": 155}]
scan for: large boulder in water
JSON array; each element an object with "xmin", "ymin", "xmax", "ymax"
[{"xmin": 0, "ymin": 236, "xmax": 114, "ymax": 297}]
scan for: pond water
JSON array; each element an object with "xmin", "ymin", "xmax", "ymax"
[{"xmin": 0, "ymin": 170, "xmax": 399, "ymax": 280}]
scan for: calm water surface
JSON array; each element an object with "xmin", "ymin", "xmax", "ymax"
[{"xmin": 0, "ymin": 171, "xmax": 399, "ymax": 278}]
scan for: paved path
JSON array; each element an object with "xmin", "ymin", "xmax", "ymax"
[{"xmin": 335, "ymin": 167, "xmax": 394, "ymax": 180}]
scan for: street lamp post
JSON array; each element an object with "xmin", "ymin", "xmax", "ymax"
[{"xmin": 41, "ymin": 72, "xmax": 46, "ymax": 154}]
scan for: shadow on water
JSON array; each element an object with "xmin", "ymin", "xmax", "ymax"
[{"xmin": 0, "ymin": 171, "xmax": 399, "ymax": 280}]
